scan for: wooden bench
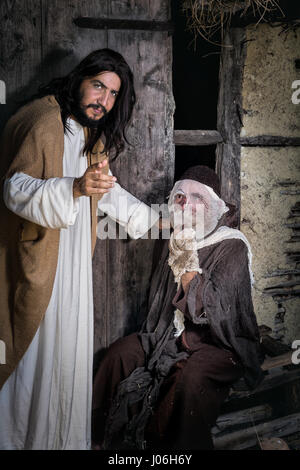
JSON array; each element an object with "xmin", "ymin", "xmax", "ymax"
[{"xmin": 212, "ymin": 326, "xmax": 300, "ymax": 450}]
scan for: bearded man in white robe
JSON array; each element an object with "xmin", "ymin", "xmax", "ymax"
[{"xmin": 0, "ymin": 48, "xmax": 158, "ymax": 450}]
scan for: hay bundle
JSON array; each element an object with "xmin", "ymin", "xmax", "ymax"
[{"xmin": 182, "ymin": 0, "xmax": 282, "ymax": 44}]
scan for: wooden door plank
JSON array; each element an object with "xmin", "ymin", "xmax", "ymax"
[
  {"xmin": 213, "ymin": 411, "xmax": 300, "ymax": 450},
  {"xmin": 40, "ymin": 0, "xmax": 109, "ymax": 81},
  {"xmin": 103, "ymin": 0, "xmax": 174, "ymax": 347},
  {"xmin": 174, "ymin": 129, "xmax": 223, "ymax": 146},
  {"xmin": 0, "ymin": 0, "xmax": 42, "ymax": 129}
]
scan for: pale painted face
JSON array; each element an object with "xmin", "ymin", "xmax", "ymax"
[
  {"xmin": 173, "ymin": 180, "xmax": 210, "ymax": 213},
  {"xmin": 169, "ymin": 179, "xmax": 227, "ymax": 237},
  {"xmin": 78, "ymin": 71, "xmax": 121, "ymax": 122}
]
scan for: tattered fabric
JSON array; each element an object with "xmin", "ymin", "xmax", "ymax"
[{"xmin": 93, "ymin": 232, "xmax": 264, "ymax": 450}]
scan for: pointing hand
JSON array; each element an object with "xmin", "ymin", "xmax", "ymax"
[{"xmin": 73, "ymin": 159, "xmax": 116, "ymax": 198}]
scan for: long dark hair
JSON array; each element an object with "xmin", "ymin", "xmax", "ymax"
[{"xmin": 33, "ymin": 49, "xmax": 136, "ymax": 158}]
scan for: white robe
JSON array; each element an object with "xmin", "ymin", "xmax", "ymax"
[{"xmin": 0, "ymin": 118, "xmax": 158, "ymax": 450}]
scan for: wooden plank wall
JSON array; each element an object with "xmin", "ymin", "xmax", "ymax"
[
  {"xmin": 0, "ymin": 0, "xmax": 174, "ymax": 358},
  {"xmin": 93, "ymin": 0, "xmax": 174, "ymax": 356}
]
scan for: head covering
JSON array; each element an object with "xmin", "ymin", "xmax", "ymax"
[
  {"xmin": 177, "ymin": 165, "xmax": 238, "ymax": 229},
  {"xmin": 179, "ymin": 165, "xmax": 221, "ymax": 198},
  {"xmin": 168, "ymin": 165, "xmax": 228, "ymax": 233}
]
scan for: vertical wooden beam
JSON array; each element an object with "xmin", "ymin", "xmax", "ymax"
[{"xmin": 216, "ymin": 28, "xmax": 247, "ymax": 227}]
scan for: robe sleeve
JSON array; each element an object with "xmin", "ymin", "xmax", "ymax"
[
  {"xmin": 172, "ymin": 275, "xmax": 209, "ymax": 325},
  {"xmin": 98, "ymin": 170, "xmax": 160, "ymax": 239},
  {"xmin": 3, "ymin": 172, "xmax": 79, "ymax": 229}
]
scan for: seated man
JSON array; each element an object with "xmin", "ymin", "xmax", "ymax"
[{"xmin": 92, "ymin": 165, "xmax": 264, "ymax": 450}]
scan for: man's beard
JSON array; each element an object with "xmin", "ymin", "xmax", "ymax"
[{"xmin": 71, "ymin": 93, "xmax": 107, "ymax": 129}]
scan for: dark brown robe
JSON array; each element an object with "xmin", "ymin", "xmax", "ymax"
[{"xmin": 92, "ymin": 235, "xmax": 264, "ymax": 450}]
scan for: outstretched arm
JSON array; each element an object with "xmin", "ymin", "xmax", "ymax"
[{"xmin": 98, "ymin": 169, "xmax": 160, "ymax": 240}]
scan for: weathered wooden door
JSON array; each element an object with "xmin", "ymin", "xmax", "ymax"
[
  {"xmin": 91, "ymin": 2, "xmax": 174, "ymax": 357},
  {"xmin": 0, "ymin": 0, "xmax": 174, "ymax": 357}
]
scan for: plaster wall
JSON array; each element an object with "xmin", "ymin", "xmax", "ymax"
[
  {"xmin": 240, "ymin": 25, "xmax": 300, "ymax": 344},
  {"xmin": 241, "ymin": 24, "xmax": 300, "ymax": 138}
]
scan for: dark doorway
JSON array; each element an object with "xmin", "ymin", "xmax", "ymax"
[{"xmin": 172, "ymin": 2, "xmax": 221, "ymax": 180}]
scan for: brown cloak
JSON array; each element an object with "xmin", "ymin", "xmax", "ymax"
[
  {"xmin": 100, "ymin": 237, "xmax": 264, "ymax": 449},
  {"xmin": 0, "ymin": 95, "xmax": 108, "ymax": 389}
]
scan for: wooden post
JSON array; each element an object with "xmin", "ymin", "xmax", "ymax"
[{"xmin": 216, "ymin": 28, "xmax": 247, "ymax": 227}]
